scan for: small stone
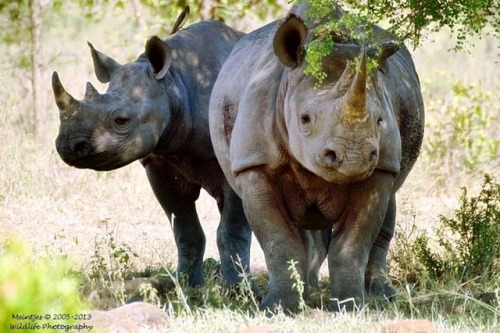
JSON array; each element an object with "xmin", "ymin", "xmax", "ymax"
[
  {"xmin": 444, "ymin": 303, "xmax": 465, "ymax": 315},
  {"xmin": 110, "ymin": 302, "xmax": 168, "ymax": 326},
  {"xmin": 477, "ymin": 292, "xmax": 497, "ymax": 305}
]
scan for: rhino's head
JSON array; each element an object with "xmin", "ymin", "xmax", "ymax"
[
  {"xmin": 53, "ymin": 37, "xmax": 175, "ymax": 171},
  {"xmin": 273, "ymin": 14, "xmax": 398, "ymax": 183}
]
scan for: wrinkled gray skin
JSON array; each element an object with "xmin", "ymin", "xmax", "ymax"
[
  {"xmin": 209, "ymin": 6, "xmax": 424, "ymax": 312},
  {"xmin": 52, "ymin": 20, "xmax": 252, "ymax": 287}
]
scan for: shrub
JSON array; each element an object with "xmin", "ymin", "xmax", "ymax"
[
  {"xmin": 392, "ymin": 174, "xmax": 499, "ymax": 286},
  {"xmin": 0, "ymin": 240, "xmax": 85, "ymax": 332}
]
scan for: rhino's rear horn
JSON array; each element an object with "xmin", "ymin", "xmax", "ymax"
[
  {"xmin": 52, "ymin": 71, "xmax": 80, "ymax": 116},
  {"xmin": 84, "ymin": 81, "xmax": 101, "ymax": 101}
]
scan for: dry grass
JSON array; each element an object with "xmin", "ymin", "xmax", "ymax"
[{"xmin": 0, "ymin": 3, "xmax": 498, "ymax": 332}]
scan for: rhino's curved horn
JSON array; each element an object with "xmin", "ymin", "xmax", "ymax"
[
  {"xmin": 84, "ymin": 81, "xmax": 100, "ymax": 101},
  {"xmin": 343, "ymin": 50, "xmax": 367, "ymax": 121},
  {"xmin": 52, "ymin": 71, "xmax": 80, "ymax": 116}
]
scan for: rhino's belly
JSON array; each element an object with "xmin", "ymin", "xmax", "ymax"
[
  {"xmin": 281, "ymin": 178, "xmax": 348, "ymax": 231},
  {"xmin": 296, "ymin": 204, "xmax": 336, "ymax": 230}
]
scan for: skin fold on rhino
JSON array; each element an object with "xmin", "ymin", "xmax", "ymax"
[
  {"xmin": 209, "ymin": 4, "xmax": 424, "ymax": 312},
  {"xmin": 52, "ymin": 18, "xmax": 253, "ymax": 288}
]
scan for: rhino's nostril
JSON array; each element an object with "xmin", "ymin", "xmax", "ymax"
[
  {"xmin": 369, "ymin": 149, "xmax": 377, "ymax": 162},
  {"xmin": 325, "ymin": 150, "xmax": 337, "ymax": 164},
  {"xmin": 323, "ymin": 149, "xmax": 342, "ymax": 168},
  {"xmin": 74, "ymin": 141, "xmax": 89, "ymax": 156}
]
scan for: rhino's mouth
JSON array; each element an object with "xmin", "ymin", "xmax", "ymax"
[
  {"xmin": 310, "ymin": 152, "xmax": 377, "ymax": 184},
  {"xmin": 320, "ymin": 170, "xmax": 373, "ymax": 184},
  {"xmin": 311, "ymin": 162, "xmax": 376, "ymax": 184},
  {"xmin": 67, "ymin": 153, "xmax": 131, "ymax": 171}
]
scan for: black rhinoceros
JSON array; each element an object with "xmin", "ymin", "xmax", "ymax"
[
  {"xmin": 209, "ymin": 4, "xmax": 425, "ymax": 311},
  {"xmin": 52, "ymin": 18, "xmax": 252, "ymax": 287}
]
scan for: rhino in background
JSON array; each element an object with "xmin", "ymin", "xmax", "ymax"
[
  {"xmin": 209, "ymin": 4, "xmax": 425, "ymax": 312},
  {"xmin": 52, "ymin": 17, "xmax": 252, "ymax": 287}
]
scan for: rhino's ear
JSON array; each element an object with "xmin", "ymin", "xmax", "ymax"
[
  {"xmin": 88, "ymin": 42, "xmax": 122, "ymax": 83},
  {"xmin": 145, "ymin": 36, "xmax": 172, "ymax": 80},
  {"xmin": 377, "ymin": 41, "xmax": 399, "ymax": 73},
  {"xmin": 273, "ymin": 13, "xmax": 307, "ymax": 68}
]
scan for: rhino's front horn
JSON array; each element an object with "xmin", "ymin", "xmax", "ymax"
[
  {"xmin": 343, "ymin": 50, "xmax": 367, "ymax": 121},
  {"xmin": 84, "ymin": 81, "xmax": 100, "ymax": 101},
  {"xmin": 52, "ymin": 72, "xmax": 80, "ymax": 117}
]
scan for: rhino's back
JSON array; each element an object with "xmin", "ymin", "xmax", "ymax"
[
  {"xmin": 212, "ymin": 20, "xmax": 280, "ymax": 86},
  {"xmin": 379, "ymin": 45, "xmax": 425, "ymax": 189},
  {"xmin": 168, "ymin": 20, "xmax": 244, "ymax": 54},
  {"xmin": 166, "ymin": 20, "xmax": 245, "ymax": 90},
  {"xmin": 159, "ymin": 20, "xmax": 246, "ymax": 162}
]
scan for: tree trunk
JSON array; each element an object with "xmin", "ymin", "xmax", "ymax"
[
  {"xmin": 29, "ymin": 0, "xmax": 45, "ymax": 137},
  {"xmin": 198, "ymin": 0, "xmax": 217, "ymax": 20},
  {"xmin": 130, "ymin": 0, "xmax": 146, "ymax": 28}
]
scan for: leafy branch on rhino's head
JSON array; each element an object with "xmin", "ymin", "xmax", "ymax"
[
  {"xmin": 295, "ymin": 0, "xmax": 499, "ymax": 84},
  {"xmin": 293, "ymin": 0, "xmax": 388, "ymax": 85}
]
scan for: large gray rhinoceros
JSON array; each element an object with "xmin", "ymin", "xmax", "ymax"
[
  {"xmin": 209, "ymin": 6, "xmax": 425, "ymax": 311},
  {"xmin": 52, "ymin": 19, "xmax": 252, "ymax": 287}
]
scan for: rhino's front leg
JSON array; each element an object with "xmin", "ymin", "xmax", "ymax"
[
  {"xmin": 365, "ymin": 193, "xmax": 397, "ymax": 299},
  {"xmin": 236, "ymin": 169, "xmax": 311, "ymax": 313},
  {"xmin": 217, "ymin": 184, "xmax": 253, "ymax": 285},
  {"xmin": 143, "ymin": 161, "xmax": 205, "ymax": 286},
  {"xmin": 328, "ymin": 171, "xmax": 394, "ymax": 311}
]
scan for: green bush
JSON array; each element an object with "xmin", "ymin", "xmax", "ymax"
[
  {"xmin": 89, "ymin": 220, "xmax": 139, "ymax": 282},
  {"xmin": 393, "ymin": 174, "xmax": 500, "ymax": 285},
  {"xmin": 0, "ymin": 240, "xmax": 85, "ymax": 332}
]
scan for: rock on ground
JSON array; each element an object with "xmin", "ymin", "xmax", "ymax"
[
  {"xmin": 385, "ymin": 319, "xmax": 435, "ymax": 333},
  {"xmin": 86, "ymin": 302, "xmax": 168, "ymax": 332}
]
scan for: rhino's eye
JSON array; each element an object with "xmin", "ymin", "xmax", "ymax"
[
  {"xmin": 114, "ymin": 116, "xmax": 130, "ymax": 126},
  {"xmin": 299, "ymin": 113, "xmax": 313, "ymax": 135},
  {"xmin": 300, "ymin": 114, "xmax": 311, "ymax": 124}
]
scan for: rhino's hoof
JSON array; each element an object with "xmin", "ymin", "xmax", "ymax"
[
  {"xmin": 382, "ymin": 283, "xmax": 397, "ymax": 300},
  {"xmin": 369, "ymin": 282, "xmax": 397, "ymax": 301},
  {"xmin": 329, "ymin": 297, "xmax": 362, "ymax": 312},
  {"xmin": 258, "ymin": 297, "xmax": 300, "ymax": 316}
]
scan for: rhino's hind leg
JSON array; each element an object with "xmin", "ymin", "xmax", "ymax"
[
  {"xmin": 216, "ymin": 185, "xmax": 253, "ymax": 285},
  {"xmin": 308, "ymin": 229, "xmax": 331, "ymax": 288},
  {"xmin": 143, "ymin": 161, "xmax": 205, "ymax": 286},
  {"xmin": 365, "ymin": 194, "xmax": 397, "ymax": 300}
]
